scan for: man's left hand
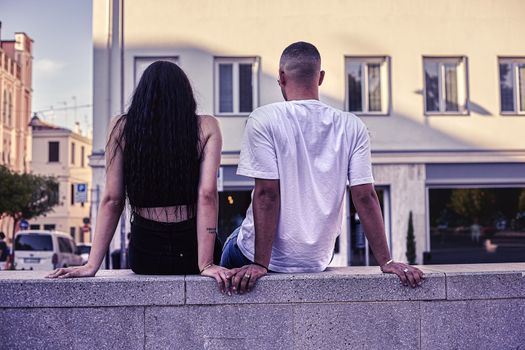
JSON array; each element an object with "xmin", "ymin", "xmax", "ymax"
[
  {"xmin": 229, "ymin": 264, "xmax": 267, "ymax": 294},
  {"xmin": 381, "ymin": 261, "xmax": 425, "ymax": 288}
]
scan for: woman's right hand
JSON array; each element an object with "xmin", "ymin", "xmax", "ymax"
[
  {"xmin": 200, "ymin": 264, "xmax": 233, "ymax": 295},
  {"xmin": 46, "ymin": 264, "xmax": 98, "ymax": 279}
]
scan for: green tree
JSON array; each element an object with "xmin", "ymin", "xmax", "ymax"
[
  {"xmin": 448, "ymin": 189, "xmax": 496, "ymax": 223},
  {"xmin": 406, "ymin": 211, "xmax": 416, "ymax": 264},
  {"xmin": 0, "ymin": 165, "xmax": 59, "ymax": 238},
  {"xmin": 0, "ymin": 166, "xmax": 17, "ymax": 216}
]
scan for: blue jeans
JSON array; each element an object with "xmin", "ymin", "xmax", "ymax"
[{"xmin": 220, "ymin": 227, "xmax": 252, "ymax": 268}]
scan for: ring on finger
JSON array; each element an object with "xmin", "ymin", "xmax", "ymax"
[
  {"xmin": 403, "ymin": 268, "xmax": 409, "ymax": 273},
  {"xmin": 244, "ymin": 274, "xmax": 251, "ymax": 279}
]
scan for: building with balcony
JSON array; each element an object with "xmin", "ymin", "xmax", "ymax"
[{"xmin": 0, "ymin": 30, "xmax": 33, "ymax": 239}]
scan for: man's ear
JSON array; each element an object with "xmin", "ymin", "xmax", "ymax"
[
  {"xmin": 279, "ymin": 70, "xmax": 286, "ymax": 86},
  {"xmin": 318, "ymin": 70, "xmax": 325, "ymax": 86}
]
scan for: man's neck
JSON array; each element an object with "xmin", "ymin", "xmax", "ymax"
[{"xmin": 284, "ymin": 87, "xmax": 319, "ymax": 101}]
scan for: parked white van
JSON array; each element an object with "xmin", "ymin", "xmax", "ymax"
[{"xmin": 13, "ymin": 230, "xmax": 83, "ymax": 271}]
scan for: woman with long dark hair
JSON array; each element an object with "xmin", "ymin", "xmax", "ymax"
[{"xmin": 47, "ymin": 61, "xmax": 232, "ymax": 292}]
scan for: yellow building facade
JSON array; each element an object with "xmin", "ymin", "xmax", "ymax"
[
  {"xmin": 91, "ymin": 0, "xmax": 525, "ymax": 265},
  {"xmin": 29, "ymin": 116, "xmax": 92, "ymax": 243}
]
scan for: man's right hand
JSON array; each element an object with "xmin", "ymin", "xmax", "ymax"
[
  {"xmin": 229, "ymin": 264, "xmax": 268, "ymax": 294},
  {"xmin": 381, "ymin": 261, "xmax": 425, "ymax": 288}
]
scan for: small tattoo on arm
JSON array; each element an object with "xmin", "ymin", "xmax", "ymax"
[{"xmin": 207, "ymin": 227, "xmax": 217, "ymax": 235}]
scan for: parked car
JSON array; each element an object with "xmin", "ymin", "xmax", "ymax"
[
  {"xmin": 76, "ymin": 243, "xmax": 92, "ymax": 265},
  {"xmin": 13, "ymin": 230, "xmax": 83, "ymax": 271}
]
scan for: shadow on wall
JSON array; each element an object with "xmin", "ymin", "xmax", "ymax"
[
  {"xmin": 98, "ymin": 41, "xmax": 498, "ymax": 154},
  {"xmin": 413, "ymin": 89, "xmax": 492, "ymax": 117}
]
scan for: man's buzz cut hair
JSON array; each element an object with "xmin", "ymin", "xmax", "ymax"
[{"xmin": 280, "ymin": 41, "xmax": 321, "ymax": 83}]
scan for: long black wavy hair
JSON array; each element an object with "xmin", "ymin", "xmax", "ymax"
[{"xmin": 110, "ymin": 61, "xmax": 201, "ymax": 217}]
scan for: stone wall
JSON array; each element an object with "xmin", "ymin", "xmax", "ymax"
[{"xmin": 1, "ymin": 263, "xmax": 524, "ymax": 349}]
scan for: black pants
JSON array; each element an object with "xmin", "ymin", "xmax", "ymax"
[{"xmin": 128, "ymin": 214, "xmax": 221, "ymax": 275}]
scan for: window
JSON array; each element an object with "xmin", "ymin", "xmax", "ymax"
[
  {"xmin": 43, "ymin": 224, "xmax": 56, "ymax": 231},
  {"xmin": 345, "ymin": 57, "xmax": 390, "ymax": 114},
  {"xmin": 1, "ymin": 90, "xmax": 5, "ymax": 124},
  {"xmin": 134, "ymin": 56, "xmax": 178, "ymax": 87},
  {"xmin": 7, "ymin": 92, "xmax": 12, "ymax": 126},
  {"xmin": 71, "ymin": 184, "xmax": 75, "ymax": 206},
  {"xmin": 69, "ymin": 239, "xmax": 77, "ymax": 254},
  {"xmin": 499, "ymin": 58, "xmax": 525, "ymax": 114},
  {"xmin": 15, "ymin": 234, "xmax": 53, "ymax": 251},
  {"xmin": 428, "ymin": 187, "xmax": 525, "ymax": 264},
  {"xmin": 218, "ymin": 191, "xmax": 253, "ymax": 243},
  {"xmin": 58, "ymin": 237, "xmax": 73, "ymax": 253},
  {"xmin": 81, "ymin": 146, "xmax": 85, "ymax": 167},
  {"xmin": 214, "ymin": 57, "xmax": 259, "ymax": 115},
  {"xmin": 424, "ymin": 57, "xmax": 468, "ymax": 114},
  {"xmin": 48, "ymin": 141, "xmax": 59, "ymax": 162},
  {"xmin": 71, "ymin": 142, "xmax": 76, "ymax": 165},
  {"xmin": 29, "ymin": 224, "xmax": 40, "ymax": 230}
]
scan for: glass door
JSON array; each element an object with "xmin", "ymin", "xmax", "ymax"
[{"xmin": 347, "ymin": 186, "xmax": 391, "ymax": 266}]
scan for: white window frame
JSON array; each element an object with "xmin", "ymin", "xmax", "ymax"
[
  {"xmin": 214, "ymin": 57, "xmax": 259, "ymax": 116},
  {"xmin": 133, "ymin": 56, "xmax": 179, "ymax": 88},
  {"xmin": 71, "ymin": 142, "xmax": 76, "ymax": 165},
  {"xmin": 423, "ymin": 56, "xmax": 469, "ymax": 115},
  {"xmin": 498, "ymin": 57, "xmax": 525, "ymax": 116},
  {"xmin": 344, "ymin": 56, "xmax": 391, "ymax": 115},
  {"xmin": 7, "ymin": 91, "xmax": 13, "ymax": 127}
]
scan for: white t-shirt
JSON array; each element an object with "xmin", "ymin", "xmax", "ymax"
[{"xmin": 236, "ymin": 99, "xmax": 374, "ymax": 273}]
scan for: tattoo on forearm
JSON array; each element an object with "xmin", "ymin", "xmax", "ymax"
[{"xmin": 207, "ymin": 227, "xmax": 217, "ymax": 235}]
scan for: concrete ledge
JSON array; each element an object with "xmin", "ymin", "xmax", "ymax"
[
  {"xmin": 0, "ymin": 270, "xmax": 185, "ymax": 307},
  {"xmin": 1, "ymin": 263, "xmax": 524, "ymax": 349},
  {"xmin": 423, "ymin": 263, "xmax": 525, "ymax": 300},
  {"xmin": 186, "ymin": 267, "xmax": 446, "ymax": 305}
]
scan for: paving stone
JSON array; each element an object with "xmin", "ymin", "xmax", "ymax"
[
  {"xmin": 145, "ymin": 304, "xmax": 294, "ymax": 349},
  {"xmin": 445, "ymin": 271, "xmax": 525, "ymax": 300},
  {"xmin": 421, "ymin": 299, "xmax": 525, "ymax": 350},
  {"xmin": 293, "ymin": 301, "xmax": 420, "ymax": 350},
  {"xmin": 0, "ymin": 306, "xmax": 144, "ymax": 350}
]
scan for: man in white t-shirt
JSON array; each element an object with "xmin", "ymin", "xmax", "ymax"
[{"xmin": 220, "ymin": 42, "xmax": 424, "ymax": 293}]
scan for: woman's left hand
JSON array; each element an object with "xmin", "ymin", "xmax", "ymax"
[{"xmin": 200, "ymin": 264, "xmax": 233, "ymax": 295}]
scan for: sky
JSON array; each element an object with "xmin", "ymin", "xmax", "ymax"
[{"xmin": 0, "ymin": 0, "xmax": 92, "ymax": 136}]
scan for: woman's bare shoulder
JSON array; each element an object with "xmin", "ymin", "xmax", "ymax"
[
  {"xmin": 198, "ymin": 114, "xmax": 221, "ymax": 135},
  {"xmin": 110, "ymin": 114, "xmax": 126, "ymax": 130},
  {"xmin": 106, "ymin": 115, "xmax": 126, "ymax": 149}
]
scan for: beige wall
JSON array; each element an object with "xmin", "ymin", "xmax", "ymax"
[
  {"xmin": 31, "ymin": 130, "xmax": 92, "ymax": 242},
  {"xmin": 92, "ymin": 0, "xmax": 525, "ymax": 264},
  {"xmin": 111, "ymin": 0, "xmax": 525, "ymax": 155}
]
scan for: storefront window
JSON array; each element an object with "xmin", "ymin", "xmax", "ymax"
[
  {"xmin": 218, "ymin": 191, "xmax": 252, "ymax": 243},
  {"xmin": 428, "ymin": 188, "xmax": 525, "ymax": 264}
]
